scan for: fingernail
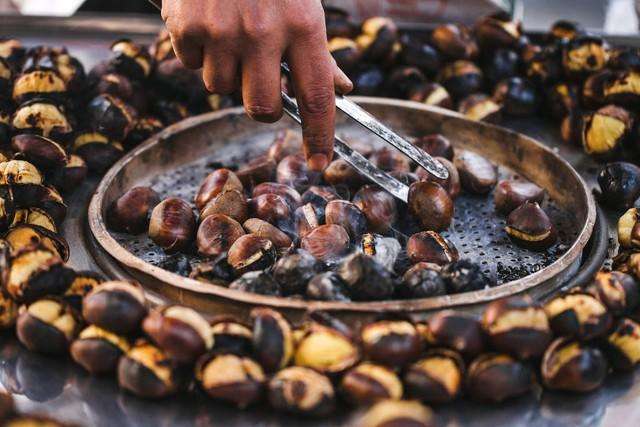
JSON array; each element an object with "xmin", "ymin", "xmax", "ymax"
[{"xmin": 308, "ymin": 153, "xmax": 329, "ymax": 172}]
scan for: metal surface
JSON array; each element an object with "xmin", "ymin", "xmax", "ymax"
[{"xmin": 87, "ymin": 98, "xmax": 595, "ymax": 324}]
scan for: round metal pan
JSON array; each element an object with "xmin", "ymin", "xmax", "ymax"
[{"xmin": 88, "ymin": 97, "xmax": 596, "ymax": 323}]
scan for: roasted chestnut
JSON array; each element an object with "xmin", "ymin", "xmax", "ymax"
[
  {"xmin": 355, "ymin": 399, "xmax": 434, "ymax": 427},
  {"xmin": 398, "ymin": 34, "xmax": 441, "ymax": 76},
  {"xmin": 199, "ymin": 188, "xmax": 248, "ymax": 223},
  {"xmin": 11, "ymin": 134, "xmax": 67, "ymax": 171},
  {"xmin": 250, "ymin": 193, "xmax": 291, "ymax": 225},
  {"xmin": 62, "ymin": 270, "xmax": 103, "ymax": 310},
  {"xmin": 592, "ymin": 271, "xmax": 639, "ymax": 315},
  {"xmin": 251, "ymin": 308, "xmax": 293, "ymax": 373},
  {"xmin": 272, "ymin": 251, "xmax": 321, "ymax": 296},
  {"xmin": 493, "ymin": 77, "xmax": 538, "ymax": 116},
  {"xmin": 148, "ymin": 197, "xmax": 196, "ymax": 253},
  {"xmin": 195, "ymin": 169, "xmax": 243, "ymax": 212},
  {"xmin": 454, "ymin": 150, "xmax": 497, "ymax": 194},
  {"xmin": 494, "ymin": 179, "xmax": 545, "ymax": 215},
  {"xmin": 337, "ymin": 253, "xmax": 395, "ymax": 301},
  {"xmin": 108, "ymin": 186, "xmax": 160, "ymax": 234},
  {"xmin": 361, "ymin": 320, "xmax": 422, "ymax": 367},
  {"xmin": 597, "ymin": 162, "xmax": 640, "ymax": 210},
  {"xmin": 549, "ymin": 20, "xmax": 584, "ymax": 42},
  {"xmin": 475, "ymin": 12, "xmax": 522, "ymax": 50},
  {"xmin": 482, "ymin": 296, "xmax": 552, "ymax": 359},
  {"xmin": 118, "ymin": 339, "xmax": 185, "ymax": 399},
  {"xmin": 544, "ymin": 291, "xmax": 613, "ymax": 340},
  {"xmin": 301, "ymin": 224, "xmax": 350, "ymax": 262},
  {"xmin": 72, "ymin": 131, "xmax": 124, "ymax": 173},
  {"xmin": 582, "ymin": 69, "xmax": 614, "ymax": 109},
  {"xmin": 541, "ymin": 337, "xmax": 608, "ymax": 392},
  {"xmin": 268, "ymin": 366, "xmax": 335, "ymax": 417},
  {"xmin": 306, "ymin": 272, "xmax": 351, "ymax": 301},
  {"xmin": 4, "ymin": 223, "xmax": 69, "ymax": 261},
  {"xmin": 431, "ymin": 23, "xmax": 478, "ymax": 60},
  {"xmin": 458, "ymin": 93, "xmax": 502, "ymax": 123},
  {"xmin": 324, "ymin": 200, "xmax": 367, "ymax": 238},
  {"xmin": 292, "ymin": 203, "xmax": 319, "ymax": 239},
  {"xmin": 243, "ymin": 218, "xmax": 291, "ymax": 250},
  {"xmin": 0, "ymin": 57, "xmax": 11, "ymax": 99},
  {"xmin": 252, "ymin": 182, "xmax": 301, "ymax": 210},
  {"xmin": 352, "ymin": 65, "xmax": 386, "ymax": 96},
  {"xmin": 403, "ymin": 348, "xmax": 465, "ymax": 404},
  {"xmin": 10, "ymin": 207, "xmax": 57, "ymax": 232},
  {"xmin": 340, "ymin": 362, "xmax": 403, "ymax": 405},
  {"xmin": 82, "ymin": 280, "xmax": 147, "ymax": 335},
  {"xmin": 602, "ymin": 318, "xmax": 640, "ymax": 371},
  {"xmin": 70, "ymin": 325, "xmax": 130, "ymax": 374},
  {"xmin": 227, "ymin": 233, "xmax": 276, "ymax": 274},
  {"xmin": 195, "ymin": 353, "xmax": 265, "ymax": 408},
  {"xmin": 352, "ymin": 185, "xmax": 398, "ymax": 233},
  {"xmin": 560, "ymin": 111, "xmax": 584, "ymax": 146},
  {"xmin": 369, "ymin": 147, "xmax": 412, "ymax": 173},
  {"xmin": 358, "ymin": 233, "xmax": 401, "ymax": 272},
  {"xmin": 423, "ymin": 310, "xmax": 485, "ymax": 358},
  {"xmin": 408, "ymin": 181, "xmax": 453, "ymax": 231},
  {"xmin": 546, "ymin": 82, "xmax": 580, "ymax": 119},
  {"xmin": 582, "ymin": 105, "xmax": 632, "ymax": 157},
  {"xmin": 86, "ymin": 94, "xmax": 137, "ymax": 141},
  {"xmin": 322, "ymin": 159, "xmax": 366, "ymax": 189},
  {"xmin": 49, "ymin": 154, "xmax": 88, "ymax": 194},
  {"xmin": 618, "ymin": 207, "xmax": 640, "ymax": 249},
  {"xmin": 413, "ymin": 134, "xmax": 454, "ymax": 160},
  {"xmin": 229, "ymin": 270, "xmax": 281, "ymax": 296},
  {"xmin": 400, "ymin": 267, "xmax": 447, "ymax": 299},
  {"xmin": 109, "ymin": 39, "xmax": 152, "ymax": 80},
  {"xmin": 505, "ymin": 202, "xmax": 557, "ymax": 250},
  {"xmin": 301, "ymin": 185, "xmax": 339, "ymax": 218},
  {"xmin": 466, "ymin": 353, "xmax": 532, "ymax": 402},
  {"xmin": 11, "ymin": 98, "xmax": 72, "ymax": 140},
  {"xmin": 329, "ymin": 37, "xmax": 361, "ymax": 74},
  {"xmin": 12, "ymin": 69, "xmax": 67, "ymax": 104},
  {"xmin": 438, "ymin": 60, "xmax": 483, "ymax": 100},
  {"xmin": 125, "ymin": 115, "xmax": 164, "ymax": 148},
  {"xmin": 210, "ymin": 319, "xmax": 253, "ymax": 356},
  {"xmin": 295, "ymin": 323, "xmax": 360, "ymax": 374},
  {"xmin": 406, "ymin": 231, "xmax": 459, "ymax": 266},
  {"xmin": 408, "ymin": 82, "xmax": 453, "ymax": 109},
  {"xmin": 276, "ymin": 154, "xmax": 319, "ymax": 192},
  {"xmin": 356, "ymin": 17, "xmax": 398, "ymax": 62},
  {"xmin": 524, "ymin": 45, "xmax": 563, "ymax": 86},
  {"xmin": 562, "ymin": 35, "xmax": 609, "ymax": 78},
  {"xmin": 16, "ymin": 297, "xmax": 80, "ymax": 355},
  {"xmin": 602, "ymin": 70, "xmax": 640, "ymax": 108},
  {"xmin": 483, "ymin": 48, "xmax": 519, "ymax": 85}
]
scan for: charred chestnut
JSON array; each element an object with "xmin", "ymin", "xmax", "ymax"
[
  {"xmin": 493, "ymin": 77, "xmax": 538, "ymax": 116},
  {"xmin": 86, "ymin": 94, "xmax": 137, "ymax": 141},
  {"xmin": 431, "ymin": 24, "xmax": 478, "ymax": 60},
  {"xmin": 398, "ymin": 34, "xmax": 441, "ymax": 76},
  {"xmin": 301, "ymin": 224, "xmax": 350, "ymax": 262},
  {"xmin": 597, "ymin": 162, "xmax": 640, "ymax": 210},
  {"xmin": 118, "ymin": 339, "xmax": 185, "ymax": 399},
  {"xmin": 10, "ymin": 207, "xmax": 57, "ymax": 232},
  {"xmin": 494, "ymin": 179, "xmax": 544, "ymax": 215},
  {"xmin": 340, "ymin": 362, "xmax": 403, "ymax": 405},
  {"xmin": 602, "ymin": 318, "xmax": 640, "ymax": 371},
  {"xmin": 361, "ymin": 320, "xmax": 422, "ymax": 367},
  {"xmin": 210, "ymin": 319, "xmax": 253, "ymax": 356},
  {"xmin": 408, "ymin": 181, "xmax": 453, "ymax": 231},
  {"xmin": 4, "ymin": 223, "xmax": 69, "ymax": 261},
  {"xmin": 251, "ymin": 308, "xmax": 293, "ymax": 373},
  {"xmin": 229, "ymin": 270, "xmax": 281, "ymax": 296},
  {"xmin": 546, "ymin": 82, "xmax": 580, "ymax": 119},
  {"xmin": 400, "ymin": 267, "xmax": 447, "ymax": 299},
  {"xmin": 582, "ymin": 70, "xmax": 615, "ymax": 109},
  {"xmin": 561, "ymin": 111, "xmax": 585, "ymax": 146},
  {"xmin": 243, "ymin": 218, "xmax": 291, "ymax": 250},
  {"xmin": 301, "ymin": 185, "xmax": 339, "ymax": 219},
  {"xmin": 268, "ymin": 366, "xmax": 335, "ymax": 417},
  {"xmin": 475, "ymin": 12, "xmax": 522, "ymax": 50},
  {"xmin": 602, "ymin": 70, "xmax": 640, "ymax": 108},
  {"xmin": 592, "ymin": 271, "xmax": 640, "ymax": 315},
  {"xmin": 524, "ymin": 45, "xmax": 563, "ymax": 86},
  {"xmin": 356, "ymin": 17, "xmax": 398, "ymax": 62},
  {"xmin": 195, "ymin": 169, "xmax": 243, "ymax": 212},
  {"xmin": 109, "ymin": 39, "xmax": 151, "ymax": 80},
  {"xmin": 227, "ymin": 233, "xmax": 276, "ymax": 274},
  {"xmin": 438, "ymin": 60, "xmax": 483, "ymax": 100},
  {"xmin": 272, "ymin": 251, "xmax": 321, "ymax": 296},
  {"xmin": 82, "ymin": 280, "xmax": 147, "ymax": 335},
  {"xmin": 16, "ymin": 297, "xmax": 79, "ymax": 355},
  {"xmin": 466, "ymin": 353, "xmax": 532, "ymax": 402},
  {"xmin": 355, "ymin": 399, "xmax": 434, "ymax": 427},
  {"xmin": 70, "ymin": 325, "xmax": 130, "ymax": 374},
  {"xmin": 72, "ymin": 131, "xmax": 124, "ymax": 173},
  {"xmin": 506, "ymin": 202, "xmax": 557, "ymax": 250},
  {"xmin": 423, "ymin": 310, "xmax": 485, "ymax": 358},
  {"xmin": 295, "ymin": 324, "xmax": 360, "ymax": 374},
  {"xmin": 329, "ymin": 37, "xmax": 361, "ymax": 73},
  {"xmin": 12, "ymin": 69, "xmax": 67, "ymax": 104},
  {"xmin": 483, "ymin": 48, "xmax": 519, "ymax": 85},
  {"xmin": 582, "ymin": 105, "xmax": 632, "ymax": 157},
  {"xmin": 543, "ymin": 292, "xmax": 613, "ymax": 340},
  {"xmin": 11, "ymin": 99, "xmax": 72, "ymax": 140},
  {"xmin": 353, "ymin": 185, "xmax": 398, "ymax": 233},
  {"xmin": 406, "ymin": 231, "xmax": 459, "ymax": 266},
  {"xmin": 357, "ymin": 233, "xmax": 402, "ymax": 272},
  {"xmin": 337, "ymin": 253, "xmax": 395, "ymax": 301},
  {"xmin": 125, "ymin": 116, "xmax": 164, "ymax": 149},
  {"xmin": 618, "ymin": 207, "xmax": 640, "ymax": 249},
  {"xmin": 549, "ymin": 20, "xmax": 584, "ymax": 42},
  {"xmin": 482, "ymin": 296, "xmax": 552, "ymax": 359},
  {"xmin": 200, "ymin": 189, "xmax": 248, "ymax": 224},
  {"xmin": 541, "ymin": 337, "xmax": 608, "ymax": 392},
  {"xmin": 562, "ymin": 36, "xmax": 609, "ymax": 78},
  {"xmin": 142, "ymin": 305, "xmax": 212, "ymax": 364},
  {"xmin": 195, "ymin": 353, "xmax": 265, "ymax": 408},
  {"xmin": 63, "ymin": 270, "xmax": 103, "ymax": 310},
  {"xmin": 306, "ymin": 272, "xmax": 351, "ymax": 301},
  {"xmin": 148, "ymin": 197, "xmax": 196, "ymax": 253},
  {"xmin": 108, "ymin": 186, "xmax": 160, "ymax": 234},
  {"xmin": 403, "ymin": 348, "xmax": 465, "ymax": 404},
  {"xmin": 454, "ymin": 150, "xmax": 497, "ymax": 194}
]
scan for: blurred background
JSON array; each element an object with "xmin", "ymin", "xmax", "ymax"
[{"xmin": 0, "ymin": 0, "xmax": 636, "ymax": 34}]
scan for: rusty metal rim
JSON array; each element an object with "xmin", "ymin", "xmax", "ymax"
[{"xmin": 88, "ymin": 97, "xmax": 596, "ymax": 312}]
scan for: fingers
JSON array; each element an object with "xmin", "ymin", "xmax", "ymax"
[
  {"xmin": 242, "ymin": 48, "xmax": 283, "ymax": 123},
  {"xmin": 288, "ymin": 35, "xmax": 336, "ymax": 172},
  {"xmin": 202, "ymin": 46, "xmax": 239, "ymax": 95},
  {"xmin": 331, "ymin": 57, "xmax": 353, "ymax": 95}
]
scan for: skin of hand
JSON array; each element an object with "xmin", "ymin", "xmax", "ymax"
[{"xmin": 161, "ymin": 0, "xmax": 353, "ymax": 171}]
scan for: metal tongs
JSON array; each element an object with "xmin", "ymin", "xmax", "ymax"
[{"xmin": 146, "ymin": 0, "xmax": 447, "ymax": 202}]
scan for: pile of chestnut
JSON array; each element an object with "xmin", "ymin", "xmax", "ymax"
[
  {"xmin": 108, "ymin": 128, "xmax": 559, "ymax": 301},
  {"xmin": 324, "ymin": 9, "xmax": 640, "ymax": 162},
  {"xmin": 2, "ymin": 241, "xmax": 640, "ymax": 425}
]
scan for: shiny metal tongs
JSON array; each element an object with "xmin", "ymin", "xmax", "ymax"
[{"xmin": 146, "ymin": 0, "xmax": 447, "ymax": 202}]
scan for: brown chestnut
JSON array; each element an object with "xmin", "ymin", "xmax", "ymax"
[
  {"xmin": 361, "ymin": 320, "xmax": 422, "ymax": 367},
  {"xmin": 438, "ymin": 60, "xmax": 483, "ymax": 101},
  {"xmin": 200, "ymin": 189, "xmax": 248, "ymax": 224},
  {"xmin": 602, "ymin": 318, "xmax": 640, "ymax": 371},
  {"xmin": 352, "ymin": 185, "xmax": 398, "ymax": 233},
  {"xmin": 423, "ymin": 310, "xmax": 485, "ymax": 358},
  {"xmin": 324, "ymin": 200, "xmax": 367, "ymax": 238},
  {"xmin": 196, "ymin": 213, "xmax": 245, "ymax": 257},
  {"xmin": 592, "ymin": 271, "xmax": 640, "ymax": 315},
  {"xmin": 86, "ymin": 94, "xmax": 137, "ymax": 141},
  {"xmin": 494, "ymin": 179, "xmax": 544, "ymax": 215},
  {"xmin": 16, "ymin": 297, "xmax": 80, "ymax": 355},
  {"xmin": 413, "ymin": 134, "xmax": 454, "ymax": 160},
  {"xmin": 408, "ymin": 181, "xmax": 453, "ymax": 231},
  {"xmin": 108, "ymin": 186, "xmax": 160, "ymax": 234},
  {"xmin": 195, "ymin": 353, "xmax": 265, "ymax": 408},
  {"xmin": 11, "ymin": 134, "xmax": 67, "ymax": 171},
  {"xmin": 267, "ymin": 129, "xmax": 302, "ymax": 162},
  {"xmin": 227, "ymin": 233, "xmax": 276, "ymax": 274},
  {"xmin": 243, "ymin": 218, "xmax": 292, "ymax": 250},
  {"xmin": 475, "ymin": 12, "xmax": 522, "ymax": 50},
  {"xmin": 458, "ymin": 93, "xmax": 502, "ymax": 123},
  {"xmin": 251, "ymin": 182, "xmax": 301, "ymax": 210},
  {"xmin": 369, "ymin": 147, "xmax": 412, "ymax": 173},
  {"xmin": 454, "ymin": 150, "xmax": 497, "ymax": 194},
  {"xmin": 210, "ymin": 319, "xmax": 253, "ymax": 356},
  {"xmin": 276, "ymin": 154, "xmax": 319, "ymax": 192},
  {"xmin": 272, "ymin": 251, "xmax": 322, "ymax": 296},
  {"xmin": 618, "ymin": 207, "xmax": 640, "ymax": 249},
  {"xmin": 322, "ymin": 159, "xmax": 366, "ymax": 189},
  {"xmin": 72, "ymin": 131, "xmax": 125, "ymax": 173},
  {"xmin": 251, "ymin": 308, "xmax": 293, "ymax": 373},
  {"xmin": 293, "ymin": 203, "xmax": 320, "ymax": 238},
  {"xmin": 268, "ymin": 366, "xmax": 335, "ymax": 417},
  {"xmin": 229, "ymin": 271, "xmax": 281, "ymax": 296},
  {"xmin": 337, "ymin": 253, "xmax": 395, "ymax": 301},
  {"xmin": 300, "ymin": 224, "xmax": 350, "ymax": 262},
  {"xmin": 340, "ymin": 362, "xmax": 403, "ymax": 405},
  {"xmin": 597, "ymin": 162, "xmax": 640, "ymax": 211},
  {"xmin": 505, "ymin": 202, "xmax": 557, "ymax": 250},
  {"xmin": 148, "ymin": 197, "xmax": 196, "ymax": 253},
  {"xmin": 403, "ymin": 348, "xmax": 465, "ymax": 404},
  {"xmin": 355, "ymin": 399, "xmax": 434, "ymax": 427},
  {"xmin": 406, "ymin": 231, "xmax": 459, "ymax": 266},
  {"xmin": 294, "ymin": 323, "xmax": 360, "ymax": 374},
  {"xmin": 541, "ymin": 337, "xmax": 608, "ymax": 392},
  {"xmin": 416, "ymin": 157, "xmax": 460, "ymax": 199},
  {"xmin": 11, "ymin": 99, "xmax": 72, "ymax": 140},
  {"xmin": 250, "ymin": 193, "xmax": 291, "ymax": 225},
  {"xmin": 545, "ymin": 291, "xmax": 613, "ymax": 341},
  {"xmin": 82, "ymin": 280, "xmax": 148, "ymax": 335},
  {"xmin": 356, "ymin": 17, "xmax": 398, "ymax": 62},
  {"xmin": 466, "ymin": 353, "xmax": 532, "ymax": 402},
  {"xmin": 329, "ymin": 37, "xmax": 361, "ymax": 73},
  {"xmin": 195, "ymin": 169, "xmax": 243, "ymax": 212},
  {"xmin": 236, "ymin": 156, "xmax": 277, "ymax": 188},
  {"xmin": 431, "ymin": 23, "xmax": 478, "ymax": 60},
  {"xmin": 70, "ymin": 325, "xmax": 131, "ymax": 374},
  {"xmin": 408, "ymin": 82, "xmax": 453, "ymax": 109}
]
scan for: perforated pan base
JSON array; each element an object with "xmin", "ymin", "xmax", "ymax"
[{"xmin": 110, "ymin": 123, "xmax": 578, "ymax": 286}]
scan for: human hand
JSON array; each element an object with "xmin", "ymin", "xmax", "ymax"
[{"xmin": 161, "ymin": 0, "xmax": 353, "ymax": 171}]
